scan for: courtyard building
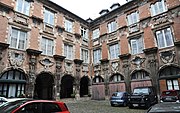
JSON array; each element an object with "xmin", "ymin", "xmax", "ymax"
[{"xmin": 0, "ymin": 0, "xmax": 180, "ymax": 100}]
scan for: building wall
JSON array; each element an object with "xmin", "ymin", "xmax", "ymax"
[{"xmin": 0, "ymin": 0, "xmax": 180, "ymax": 100}]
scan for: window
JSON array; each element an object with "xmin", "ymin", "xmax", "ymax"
[
  {"xmin": 109, "ymin": 43, "xmax": 120, "ymax": 59},
  {"xmin": 65, "ymin": 19, "xmax": 73, "ymax": 33},
  {"xmin": 64, "ymin": 44, "xmax": 73, "ymax": 60},
  {"xmin": 0, "ymin": 70, "xmax": 26, "ymax": 98},
  {"xmin": 108, "ymin": 21, "xmax": 117, "ymax": 33},
  {"xmin": 150, "ymin": 0, "xmax": 167, "ymax": 16},
  {"xmin": 131, "ymin": 71, "xmax": 150, "ymax": 80},
  {"xmin": 127, "ymin": 11, "xmax": 139, "ymax": 25},
  {"xmin": 81, "ymin": 49, "xmax": 88, "ymax": 63},
  {"xmin": 110, "ymin": 74, "xmax": 124, "ymax": 82},
  {"xmin": 44, "ymin": 8, "xmax": 54, "ymax": 26},
  {"xmin": 167, "ymin": 79, "xmax": 179, "ymax": 90},
  {"xmin": 81, "ymin": 27, "xmax": 88, "ymax": 40},
  {"xmin": 130, "ymin": 36, "xmax": 144, "ymax": 54},
  {"xmin": 92, "ymin": 28, "xmax": 100, "ymax": 40},
  {"xmin": 41, "ymin": 37, "xmax": 54, "ymax": 56},
  {"xmin": 10, "ymin": 28, "xmax": 27, "ymax": 50},
  {"xmin": 93, "ymin": 49, "xmax": 101, "ymax": 64},
  {"xmin": 16, "ymin": 0, "xmax": 30, "ymax": 15},
  {"xmin": 156, "ymin": 28, "xmax": 174, "ymax": 48},
  {"xmin": 93, "ymin": 76, "xmax": 104, "ymax": 83}
]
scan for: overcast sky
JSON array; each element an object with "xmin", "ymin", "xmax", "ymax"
[{"xmin": 51, "ymin": 0, "xmax": 127, "ymax": 20}]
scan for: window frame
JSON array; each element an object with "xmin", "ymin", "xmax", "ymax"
[
  {"xmin": 64, "ymin": 44, "xmax": 73, "ymax": 60},
  {"xmin": 109, "ymin": 43, "xmax": 120, "ymax": 59},
  {"xmin": 92, "ymin": 28, "xmax": 100, "ymax": 40},
  {"xmin": 150, "ymin": 0, "xmax": 167, "ymax": 16},
  {"xmin": 155, "ymin": 27, "xmax": 174, "ymax": 49},
  {"xmin": 15, "ymin": 0, "xmax": 31, "ymax": 16},
  {"xmin": 41, "ymin": 37, "xmax": 54, "ymax": 56},
  {"xmin": 44, "ymin": 8, "xmax": 55, "ymax": 26},
  {"xmin": 81, "ymin": 26, "xmax": 88, "ymax": 40},
  {"xmin": 9, "ymin": 27, "xmax": 27, "ymax": 50},
  {"xmin": 65, "ymin": 19, "xmax": 73, "ymax": 33},
  {"xmin": 107, "ymin": 21, "xmax": 117, "ymax": 33},
  {"xmin": 127, "ymin": 11, "xmax": 139, "ymax": 25},
  {"xmin": 130, "ymin": 36, "xmax": 144, "ymax": 55},
  {"xmin": 81, "ymin": 49, "xmax": 89, "ymax": 63},
  {"xmin": 93, "ymin": 49, "xmax": 101, "ymax": 64}
]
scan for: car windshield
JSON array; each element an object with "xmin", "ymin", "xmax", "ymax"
[
  {"xmin": 0, "ymin": 99, "xmax": 29, "ymax": 113},
  {"xmin": 133, "ymin": 88, "xmax": 149, "ymax": 94},
  {"xmin": 162, "ymin": 91, "xmax": 177, "ymax": 96},
  {"xmin": 112, "ymin": 92, "xmax": 123, "ymax": 97}
]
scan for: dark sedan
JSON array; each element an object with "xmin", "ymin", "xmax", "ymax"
[
  {"xmin": 0, "ymin": 98, "xmax": 70, "ymax": 113},
  {"xmin": 146, "ymin": 102, "xmax": 180, "ymax": 113}
]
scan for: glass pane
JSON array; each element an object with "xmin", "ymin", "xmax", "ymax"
[
  {"xmin": 18, "ymin": 31, "xmax": 26, "ymax": 49},
  {"xmin": 24, "ymin": 1, "xmax": 30, "ymax": 15},
  {"xmin": 156, "ymin": 31, "xmax": 165, "ymax": 48},
  {"xmin": 167, "ymin": 80, "xmax": 173, "ymax": 90},
  {"xmin": 164, "ymin": 28, "xmax": 173, "ymax": 46},
  {"xmin": 8, "ymin": 84, "xmax": 16, "ymax": 98}
]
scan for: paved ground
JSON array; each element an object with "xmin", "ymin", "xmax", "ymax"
[{"xmin": 65, "ymin": 99, "xmax": 147, "ymax": 113}]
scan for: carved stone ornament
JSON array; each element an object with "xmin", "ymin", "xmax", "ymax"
[
  {"xmin": 111, "ymin": 62, "xmax": 119, "ymax": 73},
  {"xmin": 8, "ymin": 51, "xmax": 25, "ymax": 68},
  {"xmin": 160, "ymin": 50, "xmax": 175, "ymax": 64},
  {"xmin": 65, "ymin": 62, "xmax": 73, "ymax": 74},
  {"xmin": 131, "ymin": 55, "xmax": 146, "ymax": 68},
  {"xmin": 39, "ymin": 58, "xmax": 54, "ymax": 69},
  {"xmin": 94, "ymin": 65, "xmax": 101, "ymax": 76}
]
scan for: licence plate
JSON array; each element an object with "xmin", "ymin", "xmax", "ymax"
[
  {"xmin": 166, "ymin": 98, "xmax": 172, "ymax": 100},
  {"xmin": 133, "ymin": 104, "xmax": 138, "ymax": 107}
]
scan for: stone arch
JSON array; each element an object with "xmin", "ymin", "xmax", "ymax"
[
  {"xmin": 130, "ymin": 69, "xmax": 150, "ymax": 80},
  {"xmin": 80, "ymin": 76, "xmax": 90, "ymax": 97},
  {"xmin": 35, "ymin": 72, "xmax": 54, "ymax": 100},
  {"xmin": 0, "ymin": 69, "xmax": 27, "ymax": 98},
  {"xmin": 158, "ymin": 64, "xmax": 180, "ymax": 92},
  {"xmin": 130, "ymin": 69, "xmax": 152, "ymax": 91},
  {"xmin": 60, "ymin": 74, "xmax": 74, "ymax": 98}
]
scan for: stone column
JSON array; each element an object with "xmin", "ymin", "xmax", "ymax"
[
  {"xmin": 143, "ymin": 47, "xmax": 158, "ymax": 93},
  {"xmin": 53, "ymin": 55, "xmax": 66, "ymax": 100},
  {"xmin": 100, "ymin": 58, "xmax": 109, "ymax": 99},
  {"xmin": 119, "ymin": 54, "xmax": 131, "ymax": 93},
  {"xmin": 26, "ymin": 49, "xmax": 42, "ymax": 98},
  {"xmin": 74, "ymin": 59, "xmax": 83, "ymax": 100}
]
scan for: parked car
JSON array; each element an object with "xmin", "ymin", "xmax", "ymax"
[
  {"xmin": 0, "ymin": 98, "xmax": 70, "ymax": 113},
  {"xmin": 160, "ymin": 90, "xmax": 180, "ymax": 102},
  {"xmin": 128, "ymin": 86, "xmax": 158, "ymax": 109},
  {"xmin": 110, "ymin": 92, "xmax": 129, "ymax": 107},
  {"xmin": 145, "ymin": 102, "xmax": 180, "ymax": 113},
  {"xmin": 0, "ymin": 97, "xmax": 8, "ymax": 105}
]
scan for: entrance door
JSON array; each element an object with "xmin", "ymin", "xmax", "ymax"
[
  {"xmin": 60, "ymin": 75, "xmax": 74, "ymax": 98},
  {"xmin": 35, "ymin": 73, "xmax": 54, "ymax": 100},
  {"xmin": 80, "ymin": 76, "xmax": 89, "ymax": 97}
]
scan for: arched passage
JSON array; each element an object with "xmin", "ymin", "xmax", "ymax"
[
  {"xmin": 159, "ymin": 65, "xmax": 180, "ymax": 92},
  {"xmin": 130, "ymin": 70, "xmax": 152, "ymax": 91},
  {"xmin": 60, "ymin": 74, "xmax": 74, "ymax": 98},
  {"xmin": 35, "ymin": 72, "xmax": 54, "ymax": 100},
  {"xmin": 0, "ymin": 69, "xmax": 27, "ymax": 98},
  {"xmin": 80, "ymin": 76, "xmax": 89, "ymax": 97}
]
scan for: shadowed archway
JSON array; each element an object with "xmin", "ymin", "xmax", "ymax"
[
  {"xmin": 80, "ymin": 76, "xmax": 89, "ymax": 97},
  {"xmin": 60, "ymin": 74, "xmax": 74, "ymax": 98},
  {"xmin": 35, "ymin": 73, "xmax": 54, "ymax": 100}
]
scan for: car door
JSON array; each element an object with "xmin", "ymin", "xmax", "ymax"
[
  {"xmin": 42, "ymin": 102, "xmax": 65, "ymax": 113},
  {"xmin": 13, "ymin": 102, "xmax": 42, "ymax": 113}
]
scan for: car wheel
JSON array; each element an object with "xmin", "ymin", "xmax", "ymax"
[
  {"xmin": 128, "ymin": 104, "xmax": 133, "ymax": 109},
  {"xmin": 145, "ymin": 102, "xmax": 151, "ymax": 109},
  {"xmin": 111, "ymin": 104, "xmax": 114, "ymax": 107},
  {"xmin": 123, "ymin": 102, "xmax": 127, "ymax": 107}
]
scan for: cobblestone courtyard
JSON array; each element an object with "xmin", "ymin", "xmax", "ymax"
[{"xmin": 65, "ymin": 100, "xmax": 147, "ymax": 113}]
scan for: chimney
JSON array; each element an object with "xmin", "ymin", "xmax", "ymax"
[
  {"xmin": 99, "ymin": 9, "xmax": 109, "ymax": 16},
  {"xmin": 110, "ymin": 3, "xmax": 120, "ymax": 10}
]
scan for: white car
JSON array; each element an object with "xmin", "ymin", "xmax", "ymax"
[{"xmin": 0, "ymin": 97, "xmax": 8, "ymax": 104}]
